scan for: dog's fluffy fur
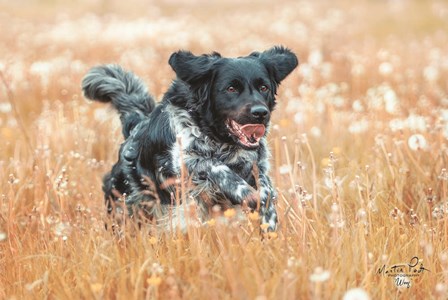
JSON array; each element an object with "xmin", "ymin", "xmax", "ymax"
[{"xmin": 82, "ymin": 46, "xmax": 298, "ymax": 230}]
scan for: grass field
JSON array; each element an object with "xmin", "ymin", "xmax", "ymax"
[{"xmin": 1, "ymin": 0, "xmax": 448, "ymax": 299}]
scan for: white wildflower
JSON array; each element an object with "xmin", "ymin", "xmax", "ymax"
[
  {"xmin": 93, "ymin": 107, "xmax": 110, "ymax": 122},
  {"xmin": 378, "ymin": 62, "xmax": 393, "ymax": 76},
  {"xmin": 348, "ymin": 119, "xmax": 369, "ymax": 134},
  {"xmin": 324, "ymin": 177, "xmax": 333, "ymax": 189},
  {"xmin": 308, "ymin": 49, "xmax": 323, "ymax": 67},
  {"xmin": 423, "ymin": 65, "xmax": 439, "ymax": 82},
  {"xmin": 294, "ymin": 111, "xmax": 306, "ymax": 125},
  {"xmin": 356, "ymin": 208, "xmax": 368, "ymax": 224},
  {"xmin": 440, "ymin": 109, "xmax": 448, "ymax": 121},
  {"xmin": 328, "ymin": 203, "xmax": 345, "ymax": 228},
  {"xmin": 286, "ymin": 98, "xmax": 302, "ymax": 111},
  {"xmin": 279, "ymin": 164, "xmax": 292, "ymax": 175},
  {"xmin": 366, "ymin": 87, "xmax": 382, "ymax": 110},
  {"xmin": 435, "ymin": 283, "xmax": 447, "ymax": 295},
  {"xmin": 53, "ymin": 222, "xmax": 72, "ymax": 237},
  {"xmin": 438, "ymin": 169, "xmax": 448, "ymax": 181},
  {"xmin": 310, "ymin": 126, "xmax": 322, "ymax": 138},
  {"xmin": 312, "ymin": 100, "xmax": 325, "ymax": 114},
  {"xmin": 29, "ymin": 61, "xmax": 52, "ymax": 76},
  {"xmin": 408, "ymin": 134, "xmax": 428, "ymax": 151},
  {"xmin": 406, "ymin": 114, "xmax": 426, "ymax": 132},
  {"xmin": 352, "ymin": 100, "xmax": 364, "ymax": 112},
  {"xmin": 332, "ymin": 96, "xmax": 346, "ymax": 108},
  {"xmin": 384, "ymin": 89, "xmax": 399, "ymax": 114},
  {"xmin": 389, "ymin": 119, "xmax": 404, "ymax": 132},
  {"xmin": 298, "ymin": 83, "xmax": 311, "ymax": 96},
  {"xmin": 309, "ymin": 267, "xmax": 330, "ymax": 282},
  {"xmin": 343, "ymin": 288, "xmax": 371, "ymax": 300},
  {"xmin": 0, "ymin": 102, "xmax": 12, "ymax": 113},
  {"xmin": 287, "ymin": 257, "xmax": 302, "ymax": 268},
  {"xmin": 326, "ymin": 83, "xmax": 340, "ymax": 94},
  {"xmin": 150, "ymin": 262, "xmax": 164, "ymax": 275},
  {"xmin": 299, "ymin": 63, "xmax": 313, "ymax": 78}
]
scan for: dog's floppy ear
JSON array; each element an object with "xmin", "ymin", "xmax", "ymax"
[
  {"xmin": 169, "ymin": 51, "xmax": 221, "ymax": 85},
  {"xmin": 254, "ymin": 46, "xmax": 298, "ymax": 84}
]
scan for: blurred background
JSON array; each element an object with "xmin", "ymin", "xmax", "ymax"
[
  {"xmin": 1, "ymin": 0, "xmax": 448, "ymax": 194},
  {"xmin": 1, "ymin": 0, "xmax": 447, "ymax": 144},
  {"xmin": 1, "ymin": 0, "xmax": 448, "ymax": 202},
  {"xmin": 1, "ymin": 1, "xmax": 448, "ymax": 298}
]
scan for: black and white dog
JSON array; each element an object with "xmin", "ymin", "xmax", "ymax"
[{"xmin": 82, "ymin": 46, "xmax": 298, "ymax": 231}]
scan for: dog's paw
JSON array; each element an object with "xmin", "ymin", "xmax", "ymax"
[
  {"xmin": 241, "ymin": 192, "xmax": 260, "ymax": 212},
  {"xmin": 259, "ymin": 190, "xmax": 278, "ymax": 231},
  {"xmin": 260, "ymin": 203, "xmax": 278, "ymax": 231}
]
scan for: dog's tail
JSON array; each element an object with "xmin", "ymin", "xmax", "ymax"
[{"xmin": 82, "ymin": 64, "xmax": 156, "ymax": 138}]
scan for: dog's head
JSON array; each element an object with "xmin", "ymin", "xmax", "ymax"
[{"xmin": 169, "ymin": 46, "xmax": 298, "ymax": 149}]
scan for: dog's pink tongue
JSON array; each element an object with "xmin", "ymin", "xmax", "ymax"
[{"xmin": 240, "ymin": 124, "xmax": 265, "ymax": 139}]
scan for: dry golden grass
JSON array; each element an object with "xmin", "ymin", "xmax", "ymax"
[{"xmin": 1, "ymin": 0, "xmax": 448, "ymax": 299}]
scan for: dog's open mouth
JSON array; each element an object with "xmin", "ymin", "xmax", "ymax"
[{"xmin": 226, "ymin": 119, "xmax": 266, "ymax": 148}]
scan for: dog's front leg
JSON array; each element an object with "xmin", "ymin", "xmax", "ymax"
[
  {"xmin": 191, "ymin": 159, "xmax": 258, "ymax": 207},
  {"xmin": 209, "ymin": 165, "xmax": 277, "ymax": 231},
  {"xmin": 257, "ymin": 173, "xmax": 277, "ymax": 231},
  {"xmin": 255, "ymin": 153, "xmax": 278, "ymax": 231}
]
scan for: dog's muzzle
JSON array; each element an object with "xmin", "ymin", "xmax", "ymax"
[{"xmin": 226, "ymin": 119, "xmax": 266, "ymax": 148}]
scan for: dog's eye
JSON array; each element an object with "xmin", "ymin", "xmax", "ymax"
[
  {"xmin": 259, "ymin": 85, "xmax": 269, "ymax": 92},
  {"xmin": 227, "ymin": 86, "xmax": 238, "ymax": 93}
]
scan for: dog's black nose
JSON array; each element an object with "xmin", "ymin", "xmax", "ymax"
[{"xmin": 251, "ymin": 105, "xmax": 269, "ymax": 120}]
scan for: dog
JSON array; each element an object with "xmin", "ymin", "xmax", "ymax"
[{"xmin": 82, "ymin": 46, "xmax": 298, "ymax": 231}]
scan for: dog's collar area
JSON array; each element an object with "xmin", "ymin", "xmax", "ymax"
[{"xmin": 225, "ymin": 119, "xmax": 265, "ymax": 148}]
